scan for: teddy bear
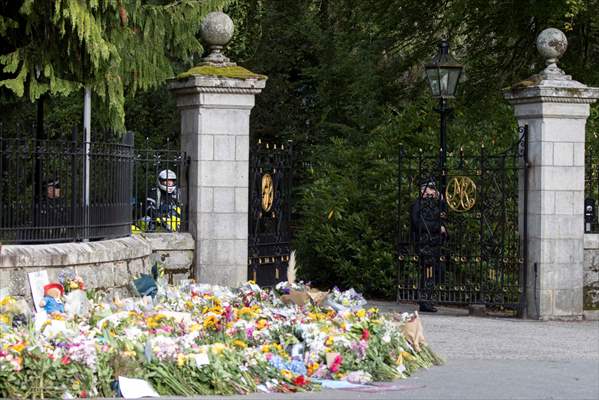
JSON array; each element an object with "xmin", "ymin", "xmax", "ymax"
[{"xmin": 39, "ymin": 283, "xmax": 65, "ymax": 314}]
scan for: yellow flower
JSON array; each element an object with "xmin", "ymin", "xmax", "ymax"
[
  {"xmin": 69, "ymin": 281, "xmax": 79, "ymax": 289},
  {"xmin": 50, "ymin": 313, "xmax": 65, "ymax": 320},
  {"xmin": 325, "ymin": 336, "xmax": 334, "ymax": 346},
  {"xmin": 123, "ymin": 350, "xmax": 136, "ymax": 358},
  {"xmin": 256, "ymin": 319, "xmax": 268, "ymax": 330},
  {"xmin": 209, "ymin": 306, "xmax": 223, "ymax": 315},
  {"xmin": 238, "ymin": 307, "xmax": 254, "ymax": 318},
  {"xmin": 177, "ymin": 353, "xmax": 186, "ymax": 367},
  {"xmin": 203, "ymin": 314, "xmax": 220, "ymax": 331},
  {"xmin": 355, "ymin": 309, "xmax": 366, "ymax": 319},
  {"xmin": 146, "ymin": 314, "xmax": 166, "ymax": 329},
  {"xmin": 211, "ymin": 343, "xmax": 226, "ymax": 354},
  {"xmin": 232, "ymin": 339, "xmax": 247, "ymax": 349},
  {"xmin": 367, "ymin": 307, "xmax": 379, "ymax": 314},
  {"xmin": 401, "ymin": 351, "xmax": 414, "ymax": 361},
  {"xmin": 0, "ymin": 314, "xmax": 10, "ymax": 325},
  {"xmin": 307, "ymin": 362, "xmax": 319, "ymax": 376},
  {"xmin": 10, "ymin": 341, "xmax": 26, "ymax": 353},
  {"xmin": 261, "ymin": 344, "xmax": 271, "ymax": 353},
  {"xmin": 189, "ymin": 323, "xmax": 202, "ymax": 332},
  {"xmin": 281, "ymin": 369, "xmax": 293, "ymax": 380},
  {"xmin": 271, "ymin": 343, "xmax": 285, "ymax": 355},
  {"xmin": 184, "ymin": 301, "xmax": 194, "ymax": 310},
  {"xmin": 0, "ymin": 296, "xmax": 15, "ymax": 307}
]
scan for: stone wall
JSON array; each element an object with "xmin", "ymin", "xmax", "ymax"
[
  {"xmin": 142, "ymin": 233, "xmax": 194, "ymax": 284},
  {"xmin": 583, "ymin": 234, "xmax": 599, "ymax": 320},
  {"xmin": 0, "ymin": 233, "xmax": 194, "ymax": 304}
]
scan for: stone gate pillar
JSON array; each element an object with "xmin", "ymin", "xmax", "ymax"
[
  {"xmin": 169, "ymin": 12, "xmax": 266, "ymax": 286},
  {"xmin": 504, "ymin": 28, "xmax": 599, "ymax": 319}
]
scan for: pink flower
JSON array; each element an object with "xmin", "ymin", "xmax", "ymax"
[
  {"xmin": 246, "ymin": 327, "xmax": 254, "ymax": 340},
  {"xmin": 330, "ymin": 354, "xmax": 342, "ymax": 373}
]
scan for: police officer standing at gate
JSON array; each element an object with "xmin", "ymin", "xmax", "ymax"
[{"xmin": 410, "ymin": 179, "xmax": 448, "ymax": 312}]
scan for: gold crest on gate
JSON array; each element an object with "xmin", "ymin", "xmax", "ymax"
[
  {"xmin": 445, "ymin": 176, "xmax": 476, "ymax": 212},
  {"xmin": 261, "ymin": 173, "xmax": 274, "ymax": 212}
]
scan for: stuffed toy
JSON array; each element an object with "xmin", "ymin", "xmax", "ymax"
[{"xmin": 40, "ymin": 283, "xmax": 65, "ymax": 314}]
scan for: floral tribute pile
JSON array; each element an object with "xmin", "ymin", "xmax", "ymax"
[{"xmin": 0, "ymin": 280, "xmax": 442, "ymax": 399}]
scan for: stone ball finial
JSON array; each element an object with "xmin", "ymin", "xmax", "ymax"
[
  {"xmin": 536, "ymin": 28, "xmax": 568, "ymax": 79},
  {"xmin": 201, "ymin": 12, "xmax": 234, "ymax": 47},
  {"xmin": 200, "ymin": 12, "xmax": 235, "ymax": 66},
  {"xmin": 536, "ymin": 28, "xmax": 567, "ymax": 65}
]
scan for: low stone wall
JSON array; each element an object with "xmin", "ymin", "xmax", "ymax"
[
  {"xmin": 141, "ymin": 233, "xmax": 194, "ymax": 284},
  {"xmin": 583, "ymin": 234, "xmax": 599, "ymax": 320},
  {"xmin": 0, "ymin": 233, "xmax": 194, "ymax": 303}
]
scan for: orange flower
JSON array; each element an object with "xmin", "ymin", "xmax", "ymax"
[{"xmin": 255, "ymin": 319, "xmax": 268, "ymax": 330}]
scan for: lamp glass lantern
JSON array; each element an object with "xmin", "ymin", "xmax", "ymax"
[{"xmin": 425, "ymin": 40, "xmax": 463, "ymax": 99}]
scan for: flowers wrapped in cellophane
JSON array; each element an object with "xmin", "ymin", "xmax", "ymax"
[{"xmin": 0, "ymin": 281, "xmax": 442, "ymax": 399}]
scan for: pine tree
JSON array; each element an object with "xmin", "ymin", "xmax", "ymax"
[{"xmin": 0, "ymin": 0, "xmax": 232, "ymax": 129}]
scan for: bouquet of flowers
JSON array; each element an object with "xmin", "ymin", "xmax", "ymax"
[
  {"xmin": 0, "ymin": 280, "xmax": 442, "ymax": 399},
  {"xmin": 274, "ymin": 281, "xmax": 309, "ymax": 296},
  {"xmin": 57, "ymin": 271, "xmax": 85, "ymax": 293},
  {"xmin": 324, "ymin": 287, "xmax": 367, "ymax": 312}
]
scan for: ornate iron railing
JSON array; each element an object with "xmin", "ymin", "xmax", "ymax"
[
  {"xmin": 585, "ymin": 145, "xmax": 599, "ymax": 233},
  {"xmin": 248, "ymin": 140, "xmax": 293, "ymax": 287},
  {"xmin": 0, "ymin": 133, "xmax": 134, "ymax": 243},
  {"xmin": 397, "ymin": 126, "xmax": 528, "ymax": 310}
]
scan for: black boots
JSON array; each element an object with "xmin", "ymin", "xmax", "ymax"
[{"xmin": 419, "ymin": 302, "xmax": 438, "ymax": 312}]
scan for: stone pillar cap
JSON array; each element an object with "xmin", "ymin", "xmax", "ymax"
[{"xmin": 503, "ymin": 27, "xmax": 599, "ymax": 103}]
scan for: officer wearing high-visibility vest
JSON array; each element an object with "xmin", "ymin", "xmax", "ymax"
[{"xmin": 145, "ymin": 169, "xmax": 181, "ymax": 232}]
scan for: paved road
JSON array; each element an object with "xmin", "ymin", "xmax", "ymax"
[{"xmin": 185, "ymin": 304, "xmax": 599, "ymax": 400}]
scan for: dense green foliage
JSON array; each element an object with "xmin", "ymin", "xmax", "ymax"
[
  {"xmin": 229, "ymin": 0, "xmax": 599, "ymax": 298},
  {"xmin": 1, "ymin": 0, "xmax": 598, "ymax": 298},
  {"xmin": 0, "ymin": 0, "xmax": 231, "ymax": 129}
]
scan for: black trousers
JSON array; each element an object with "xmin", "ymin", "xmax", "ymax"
[{"xmin": 416, "ymin": 237, "xmax": 445, "ymax": 304}]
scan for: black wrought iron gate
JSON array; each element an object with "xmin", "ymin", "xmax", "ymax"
[
  {"xmin": 248, "ymin": 140, "xmax": 292, "ymax": 287},
  {"xmin": 397, "ymin": 126, "xmax": 528, "ymax": 311}
]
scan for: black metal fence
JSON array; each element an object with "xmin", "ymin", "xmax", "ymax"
[
  {"xmin": 0, "ymin": 132, "xmax": 134, "ymax": 243},
  {"xmin": 585, "ymin": 145, "xmax": 599, "ymax": 233},
  {"xmin": 397, "ymin": 126, "xmax": 527, "ymax": 310},
  {"xmin": 0, "ymin": 128, "xmax": 189, "ymax": 244}
]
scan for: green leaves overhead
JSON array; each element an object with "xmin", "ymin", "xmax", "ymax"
[{"xmin": 0, "ymin": 0, "xmax": 232, "ymax": 129}]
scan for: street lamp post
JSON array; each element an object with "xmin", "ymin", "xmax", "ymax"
[{"xmin": 425, "ymin": 40, "xmax": 463, "ymax": 192}]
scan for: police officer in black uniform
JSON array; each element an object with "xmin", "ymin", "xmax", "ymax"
[{"xmin": 410, "ymin": 179, "xmax": 448, "ymax": 312}]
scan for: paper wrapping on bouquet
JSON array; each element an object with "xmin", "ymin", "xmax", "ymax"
[
  {"xmin": 400, "ymin": 312, "xmax": 426, "ymax": 352},
  {"xmin": 33, "ymin": 312, "xmax": 72, "ymax": 338},
  {"xmin": 0, "ymin": 297, "xmax": 32, "ymax": 329},
  {"xmin": 64, "ymin": 289, "xmax": 91, "ymax": 318},
  {"xmin": 307, "ymin": 289, "xmax": 329, "ymax": 306},
  {"xmin": 280, "ymin": 289, "xmax": 329, "ymax": 306},
  {"xmin": 323, "ymin": 289, "xmax": 367, "ymax": 312},
  {"xmin": 280, "ymin": 289, "xmax": 310, "ymax": 306}
]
